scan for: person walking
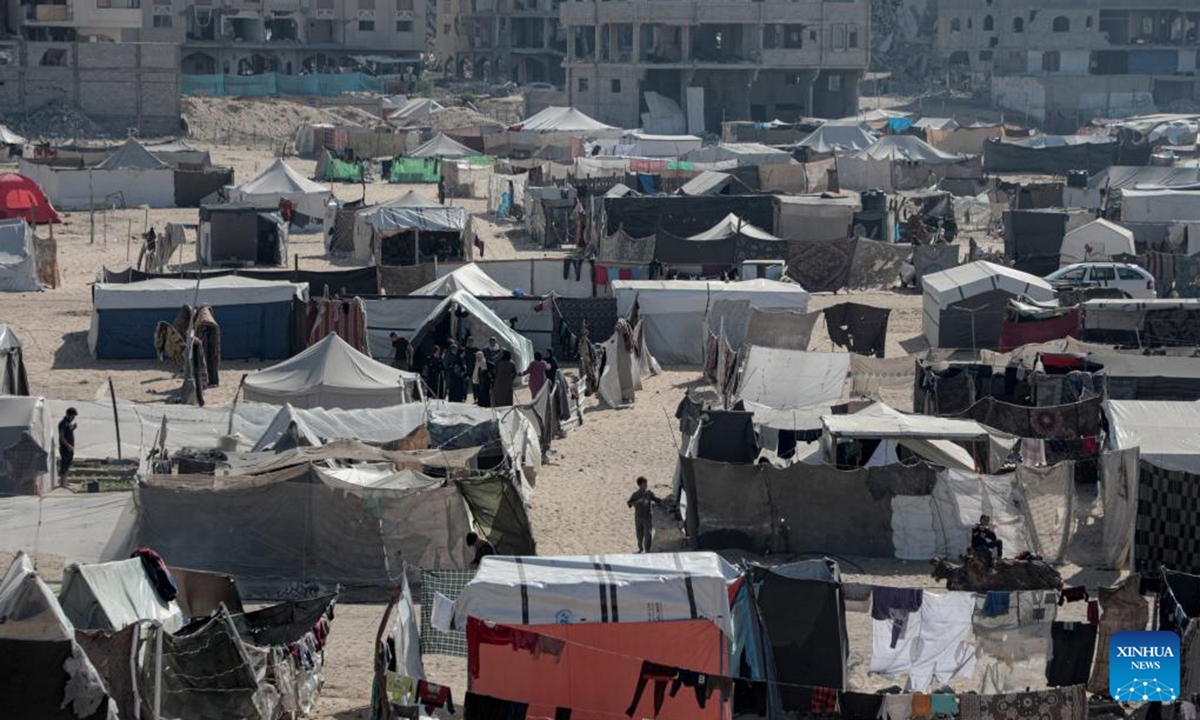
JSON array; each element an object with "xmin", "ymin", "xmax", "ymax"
[
  {"xmin": 627, "ymin": 476, "xmax": 659, "ymax": 553},
  {"xmin": 472, "ymin": 351, "xmax": 492, "ymax": 407},
  {"xmin": 491, "ymin": 350, "xmax": 517, "ymax": 406},
  {"xmin": 58, "ymin": 407, "xmax": 78, "ymax": 481},
  {"xmin": 521, "ymin": 352, "xmax": 552, "ymax": 399},
  {"xmin": 438, "ymin": 177, "xmax": 448, "ymax": 205}
]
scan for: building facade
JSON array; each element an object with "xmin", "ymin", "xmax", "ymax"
[
  {"xmin": 935, "ymin": 0, "xmax": 1200, "ymax": 128},
  {"xmin": 12, "ymin": 0, "xmax": 427, "ymax": 76},
  {"xmin": 558, "ymin": 0, "xmax": 869, "ymax": 131},
  {"xmin": 436, "ymin": 0, "xmax": 567, "ymax": 86}
]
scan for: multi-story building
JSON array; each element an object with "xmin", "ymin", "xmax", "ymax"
[
  {"xmin": 935, "ymin": 0, "xmax": 1200, "ymax": 127},
  {"xmin": 436, "ymin": 0, "xmax": 567, "ymax": 86},
  {"xmin": 12, "ymin": 0, "xmax": 427, "ymax": 76},
  {"xmin": 558, "ymin": 0, "xmax": 870, "ymax": 131}
]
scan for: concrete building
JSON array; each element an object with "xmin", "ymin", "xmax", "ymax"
[
  {"xmin": 11, "ymin": 0, "xmax": 427, "ymax": 76},
  {"xmin": 935, "ymin": 0, "xmax": 1200, "ymax": 128},
  {"xmin": 436, "ymin": 0, "xmax": 567, "ymax": 86},
  {"xmin": 559, "ymin": 0, "xmax": 870, "ymax": 132}
]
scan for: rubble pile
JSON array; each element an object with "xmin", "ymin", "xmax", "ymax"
[
  {"xmin": 4, "ymin": 100, "xmax": 105, "ymax": 139},
  {"xmin": 182, "ymin": 96, "xmax": 385, "ymax": 144}
]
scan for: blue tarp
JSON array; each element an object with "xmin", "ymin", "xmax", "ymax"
[
  {"xmin": 888, "ymin": 117, "xmax": 914, "ymax": 133},
  {"xmin": 182, "ymin": 72, "xmax": 385, "ymax": 97},
  {"xmin": 1128, "ymin": 50, "xmax": 1177, "ymax": 76},
  {"xmin": 93, "ymin": 303, "xmax": 294, "ymax": 360}
]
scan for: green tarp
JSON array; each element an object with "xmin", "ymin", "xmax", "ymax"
[
  {"xmin": 389, "ymin": 158, "xmax": 441, "ymax": 183},
  {"xmin": 318, "ymin": 151, "xmax": 363, "ymax": 182}
]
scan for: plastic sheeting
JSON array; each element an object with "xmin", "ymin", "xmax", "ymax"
[
  {"xmin": 0, "ymin": 395, "xmax": 54, "ymax": 495},
  {"xmin": 0, "ymin": 218, "xmax": 42, "ymax": 292},
  {"xmin": 1100, "ymin": 448, "xmax": 1138, "ymax": 569},
  {"xmin": 412, "ymin": 263, "xmax": 511, "ymax": 296},
  {"xmin": 735, "ymin": 347, "xmax": 849, "ymax": 409},
  {"xmin": 1105, "ymin": 399, "xmax": 1200, "ymax": 473},
  {"xmin": 893, "ymin": 469, "xmax": 1032, "ymax": 560},
  {"xmin": 454, "ymin": 552, "xmax": 739, "ymax": 637},
  {"xmin": 58, "ymin": 558, "xmax": 183, "ymax": 631},
  {"xmin": 743, "ymin": 308, "xmax": 818, "ymax": 351}
]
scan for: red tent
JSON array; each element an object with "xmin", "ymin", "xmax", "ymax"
[{"xmin": 0, "ymin": 173, "xmax": 60, "ymax": 224}]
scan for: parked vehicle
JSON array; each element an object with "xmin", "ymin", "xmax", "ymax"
[{"xmin": 1044, "ymin": 262, "xmax": 1156, "ymax": 299}]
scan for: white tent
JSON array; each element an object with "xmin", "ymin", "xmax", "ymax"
[
  {"xmin": 408, "ymin": 133, "xmax": 478, "ymax": 159},
  {"xmin": 411, "ymin": 263, "xmax": 511, "ymax": 296},
  {"xmin": 1121, "ymin": 189, "xmax": 1200, "ymax": 223},
  {"xmin": 683, "ymin": 143, "xmax": 793, "ymax": 167},
  {"xmin": 19, "ymin": 143, "xmax": 176, "ymax": 210},
  {"xmin": 95, "ymin": 138, "xmax": 169, "ymax": 170},
  {"xmin": 58, "ymin": 558, "xmax": 183, "ymax": 631},
  {"xmin": 243, "ymin": 333, "xmax": 421, "ymax": 409},
  {"xmin": 411, "ymin": 291, "xmax": 535, "ymax": 375},
  {"xmin": 922, "ymin": 261, "xmax": 1056, "ymax": 349},
  {"xmin": 821, "ymin": 401, "xmax": 997, "ymax": 471},
  {"xmin": 620, "ymin": 131, "xmax": 702, "ymax": 158},
  {"xmin": 1059, "ymin": 219, "xmax": 1136, "ymax": 266},
  {"xmin": 514, "ymin": 106, "xmax": 616, "ymax": 133},
  {"xmin": 798, "ymin": 123, "xmax": 878, "ymax": 153},
  {"xmin": 0, "ymin": 124, "xmax": 25, "ymax": 146},
  {"xmin": 386, "ymin": 97, "xmax": 445, "ymax": 123},
  {"xmin": 734, "ymin": 347, "xmax": 850, "ymax": 409},
  {"xmin": 1105, "ymin": 399, "xmax": 1200, "ymax": 473},
  {"xmin": 0, "ymin": 219, "xmax": 41, "ymax": 292},
  {"xmin": 612, "ymin": 279, "xmax": 810, "ymax": 364},
  {"xmin": 688, "ymin": 213, "xmax": 780, "ymax": 241},
  {"xmin": 597, "ymin": 320, "xmax": 660, "ymax": 408},
  {"xmin": 352, "ymin": 190, "xmax": 470, "ymax": 263},
  {"xmin": 0, "ymin": 395, "xmax": 54, "ymax": 495},
  {"xmin": 838, "ymin": 135, "xmax": 969, "ymax": 192},
  {"xmin": 229, "ymin": 158, "xmax": 333, "ymax": 227}
]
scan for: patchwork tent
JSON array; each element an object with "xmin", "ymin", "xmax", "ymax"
[
  {"xmin": 455, "ymin": 553, "xmax": 739, "ymax": 720},
  {"xmin": 411, "ymin": 262, "xmax": 511, "ymax": 296},
  {"xmin": 196, "ymin": 203, "xmax": 289, "ymax": 267},
  {"xmin": 0, "ymin": 324, "xmax": 29, "ymax": 395},
  {"xmin": 922, "ymin": 261, "xmax": 1056, "ymax": 349},
  {"xmin": 1059, "ymin": 219, "xmax": 1135, "ymax": 266},
  {"xmin": 0, "ymin": 395, "xmax": 54, "ymax": 495},
  {"xmin": 228, "ymin": 159, "xmax": 333, "ymax": 229},
  {"xmin": 0, "ymin": 173, "xmax": 60, "ymax": 224},
  {"xmin": 0, "ymin": 219, "xmax": 41, "ymax": 291},
  {"xmin": 838, "ymin": 136, "xmax": 971, "ymax": 191},
  {"xmin": 242, "ymin": 332, "xmax": 421, "ymax": 409},
  {"xmin": 58, "ymin": 558, "xmax": 183, "ymax": 631},
  {"xmin": 353, "ymin": 190, "xmax": 470, "ymax": 264},
  {"xmin": 613, "ymin": 279, "xmax": 810, "ymax": 365},
  {"xmin": 408, "ymin": 133, "xmax": 478, "ymax": 159},
  {"xmin": 820, "ymin": 401, "xmax": 994, "ymax": 471},
  {"xmin": 0, "ymin": 552, "xmax": 115, "ymax": 720},
  {"xmin": 89, "ymin": 276, "xmax": 308, "ymax": 360},
  {"xmin": 410, "ymin": 290, "xmax": 534, "ymax": 375}
]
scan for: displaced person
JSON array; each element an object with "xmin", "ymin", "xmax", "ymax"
[
  {"xmin": 58, "ymin": 407, "xmax": 77, "ymax": 481},
  {"xmin": 472, "ymin": 351, "xmax": 492, "ymax": 407},
  {"xmin": 491, "ymin": 350, "xmax": 517, "ymax": 406},
  {"xmin": 971, "ymin": 514, "xmax": 1003, "ymax": 570},
  {"xmin": 389, "ymin": 332, "xmax": 413, "ymax": 372},
  {"xmin": 466, "ymin": 531, "xmax": 496, "ymax": 568},
  {"xmin": 627, "ymin": 476, "xmax": 660, "ymax": 553},
  {"xmin": 446, "ymin": 346, "xmax": 470, "ymax": 403},
  {"xmin": 483, "ymin": 337, "xmax": 502, "ymax": 366},
  {"xmin": 423, "ymin": 344, "xmax": 446, "ymax": 399},
  {"xmin": 544, "ymin": 348, "xmax": 560, "ymax": 380},
  {"xmin": 521, "ymin": 352, "xmax": 552, "ymax": 398},
  {"xmin": 438, "ymin": 177, "xmax": 447, "ymax": 205}
]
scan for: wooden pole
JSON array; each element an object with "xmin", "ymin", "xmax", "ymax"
[
  {"xmin": 126, "ymin": 220, "xmax": 133, "ymax": 261},
  {"xmin": 107, "ymin": 376, "xmax": 122, "ymax": 460}
]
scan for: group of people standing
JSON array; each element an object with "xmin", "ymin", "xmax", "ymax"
[{"xmin": 389, "ymin": 334, "xmax": 559, "ymax": 408}]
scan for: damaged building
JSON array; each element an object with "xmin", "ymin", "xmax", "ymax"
[
  {"xmin": 935, "ymin": 0, "xmax": 1200, "ymax": 128},
  {"xmin": 436, "ymin": 0, "xmax": 567, "ymax": 86},
  {"xmin": 559, "ymin": 0, "xmax": 870, "ymax": 132}
]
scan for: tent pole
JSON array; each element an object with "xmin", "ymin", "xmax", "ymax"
[
  {"xmin": 88, "ymin": 168, "xmax": 95, "ymax": 245},
  {"xmin": 126, "ymin": 219, "xmax": 133, "ymax": 262},
  {"xmin": 107, "ymin": 376, "xmax": 122, "ymax": 461},
  {"xmin": 154, "ymin": 621, "xmax": 163, "ymax": 720}
]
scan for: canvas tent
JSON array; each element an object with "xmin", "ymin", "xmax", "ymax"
[
  {"xmin": 612, "ymin": 279, "xmax": 810, "ymax": 364},
  {"xmin": 0, "ymin": 552, "xmax": 115, "ymax": 720},
  {"xmin": 196, "ymin": 203, "xmax": 289, "ymax": 267},
  {"xmin": 798, "ymin": 123, "xmax": 877, "ymax": 154},
  {"xmin": 597, "ymin": 319, "xmax": 660, "ymax": 408},
  {"xmin": 408, "ymin": 133, "xmax": 478, "ymax": 159},
  {"xmin": 1105, "ymin": 400, "xmax": 1200, "ymax": 473},
  {"xmin": 0, "ymin": 395, "xmax": 54, "ymax": 495},
  {"xmin": 242, "ymin": 333, "xmax": 421, "ymax": 409},
  {"xmin": 89, "ymin": 276, "xmax": 308, "ymax": 360},
  {"xmin": 684, "ymin": 142, "xmax": 793, "ymax": 166},
  {"xmin": 228, "ymin": 158, "xmax": 333, "ymax": 230},
  {"xmin": 619, "ymin": 131, "xmax": 702, "ymax": 157},
  {"xmin": 20, "ymin": 139, "xmax": 175, "ymax": 210},
  {"xmin": 678, "ymin": 170, "xmax": 738, "ymax": 196},
  {"xmin": 1121, "ymin": 189, "xmax": 1200, "ymax": 224},
  {"xmin": 0, "ymin": 324, "xmax": 29, "ymax": 395},
  {"xmin": 455, "ymin": 553, "xmax": 739, "ymax": 720},
  {"xmin": 508, "ymin": 106, "xmax": 621, "ymax": 161},
  {"xmin": 353, "ymin": 190, "xmax": 470, "ymax": 264},
  {"xmin": 410, "ymin": 290, "xmax": 534, "ymax": 377},
  {"xmin": 688, "ymin": 213, "xmax": 780, "ymax": 241},
  {"xmin": 0, "ymin": 218, "xmax": 41, "ymax": 291},
  {"xmin": 838, "ymin": 135, "xmax": 970, "ymax": 192},
  {"xmin": 513, "ymin": 106, "xmax": 617, "ymax": 133},
  {"xmin": 922, "ymin": 261, "xmax": 1056, "ymax": 349},
  {"xmin": 0, "ymin": 173, "xmax": 60, "ymax": 224},
  {"xmin": 58, "ymin": 558, "xmax": 184, "ymax": 631},
  {"xmin": 1059, "ymin": 219, "xmax": 1135, "ymax": 266},
  {"xmin": 385, "ymin": 97, "xmax": 445, "ymax": 123},
  {"xmin": 411, "ymin": 262, "xmax": 511, "ymax": 296},
  {"xmin": 821, "ymin": 401, "xmax": 991, "ymax": 471}
]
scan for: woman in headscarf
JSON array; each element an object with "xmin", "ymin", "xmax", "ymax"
[
  {"xmin": 472, "ymin": 350, "xmax": 492, "ymax": 407},
  {"xmin": 491, "ymin": 350, "xmax": 517, "ymax": 407},
  {"xmin": 446, "ymin": 346, "xmax": 469, "ymax": 403},
  {"xmin": 423, "ymin": 344, "xmax": 446, "ymax": 399}
]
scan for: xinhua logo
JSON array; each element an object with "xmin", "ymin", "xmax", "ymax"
[{"xmin": 1109, "ymin": 630, "xmax": 1180, "ymax": 702}]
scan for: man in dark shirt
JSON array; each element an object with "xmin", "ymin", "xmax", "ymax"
[
  {"xmin": 58, "ymin": 407, "xmax": 77, "ymax": 482},
  {"xmin": 627, "ymin": 476, "xmax": 659, "ymax": 553},
  {"xmin": 970, "ymin": 514, "xmax": 1003, "ymax": 570},
  {"xmin": 466, "ymin": 531, "xmax": 496, "ymax": 568}
]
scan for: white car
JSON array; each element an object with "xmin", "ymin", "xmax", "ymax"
[{"xmin": 1044, "ymin": 262, "xmax": 1157, "ymax": 299}]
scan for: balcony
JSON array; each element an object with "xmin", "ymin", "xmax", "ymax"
[{"xmin": 28, "ymin": 3, "xmax": 72, "ymax": 22}]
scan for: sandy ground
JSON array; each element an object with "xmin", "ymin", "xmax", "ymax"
[{"xmin": 0, "ymin": 143, "xmax": 1106, "ymax": 719}]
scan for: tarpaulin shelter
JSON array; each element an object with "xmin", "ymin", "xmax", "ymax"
[
  {"xmin": 1105, "ymin": 399, "xmax": 1200, "ymax": 473},
  {"xmin": 508, "ymin": 106, "xmax": 621, "ymax": 161},
  {"xmin": 922, "ymin": 261, "xmax": 1056, "ymax": 349},
  {"xmin": 410, "ymin": 290, "xmax": 534, "ymax": 377},
  {"xmin": 0, "ymin": 218, "xmax": 41, "ymax": 291},
  {"xmin": 411, "ymin": 262, "xmax": 511, "ymax": 296},
  {"xmin": 1063, "ymin": 165, "xmax": 1200, "ymax": 210},
  {"xmin": 597, "ymin": 318, "xmax": 660, "ymax": 407},
  {"xmin": 0, "ymin": 324, "xmax": 29, "ymax": 395},
  {"xmin": 58, "ymin": 558, "xmax": 183, "ymax": 632},
  {"xmin": 1082, "ymin": 300, "xmax": 1200, "ymax": 350},
  {"xmin": 1060, "ymin": 219, "xmax": 1135, "ymax": 266},
  {"xmin": 454, "ymin": 553, "xmax": 739, "ymax": 720},
  {"xmin": 820, "ymin": 401, "xmax": 990, "ymax": 471},
  {"xmin": 0, "ymin": 395, "xmax": 54, "ymax": 495},
  {"xmin": 0, "ymin": 172, "xmax": 60, "ymax": 224},
  {"xmin": 409, "ymin": 133, "xmax": 478, "ymax": 159},
  {"xmin": 384, "ymin": 97, "xmax": 445, "ymax": 123},
  {"xmin": 242, "ymin": 332, "xmax": 421, "ymax": 409},
  {"xmin": 998, "ymin": 300, "xmax": 1082, "ymax": 352},
  {"xmin": 678, "ymin": 170, "xmax": 738, "ymax": 196},
  {"xmin": 354, "ymin": 190, "xmax": 470, "ymax": 264},
  {"xmin": 983, "ymin": 135, "xmax": 1118, "ymax": 174},
  {"xmin": 838, "ymin": 136, "xmax": 971, "ymax": 192},
  {"xmin": 388, "ymin": 157, "xmax": 441, "ymax": 183},
  {"xmin": 314, "ymin": 150, "xmax": 364, "ymax": 183},
  {"xmin": 612, "ymin": 279, "xmax": 810, "ymax": 365},
  {"xmin": 684, "ymin": 142, "xmax": 793, "ymax": 166},
  {"xmin": 1121, "ymin": 189, "xmax": 1200, "ymax": 224},
  {"xmin": 1003, "ymin": 209, "xmax": 1095, "ymax": 276},
  {"xmin": 774, "ymin": 193, "xmax": 861, "ymax": 242},
  {"xmin": 0, "ymin": 552, "xmax": 115, "ymax": 720},
  {"xmin": 88, "ymin": 276, "xmax": 308, "ymax": 360},
  {"xmin": 196, "ymin": 203, "xmax": 288, "ymax": 267},
  {"xmin": 798, "ymin": 123, "xmax": 878, "ymax": 154},
  {"xmin": 512, "ymin": 106, "xmax": 616, "ymax": 133},
  {"xmin": 228, "ymin": 158, "xmax": 333, "ymax": 230},
  {"xmin": 733, "ymin": 347, "xmax": 850, "ymax": 409},
  {"xmin": 619, "ymin": 131, "xmax": 703, "ymax": 157},
  {"xmin": 688, "ymin": 213, "xmax": 780, "ymax": 242}
]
